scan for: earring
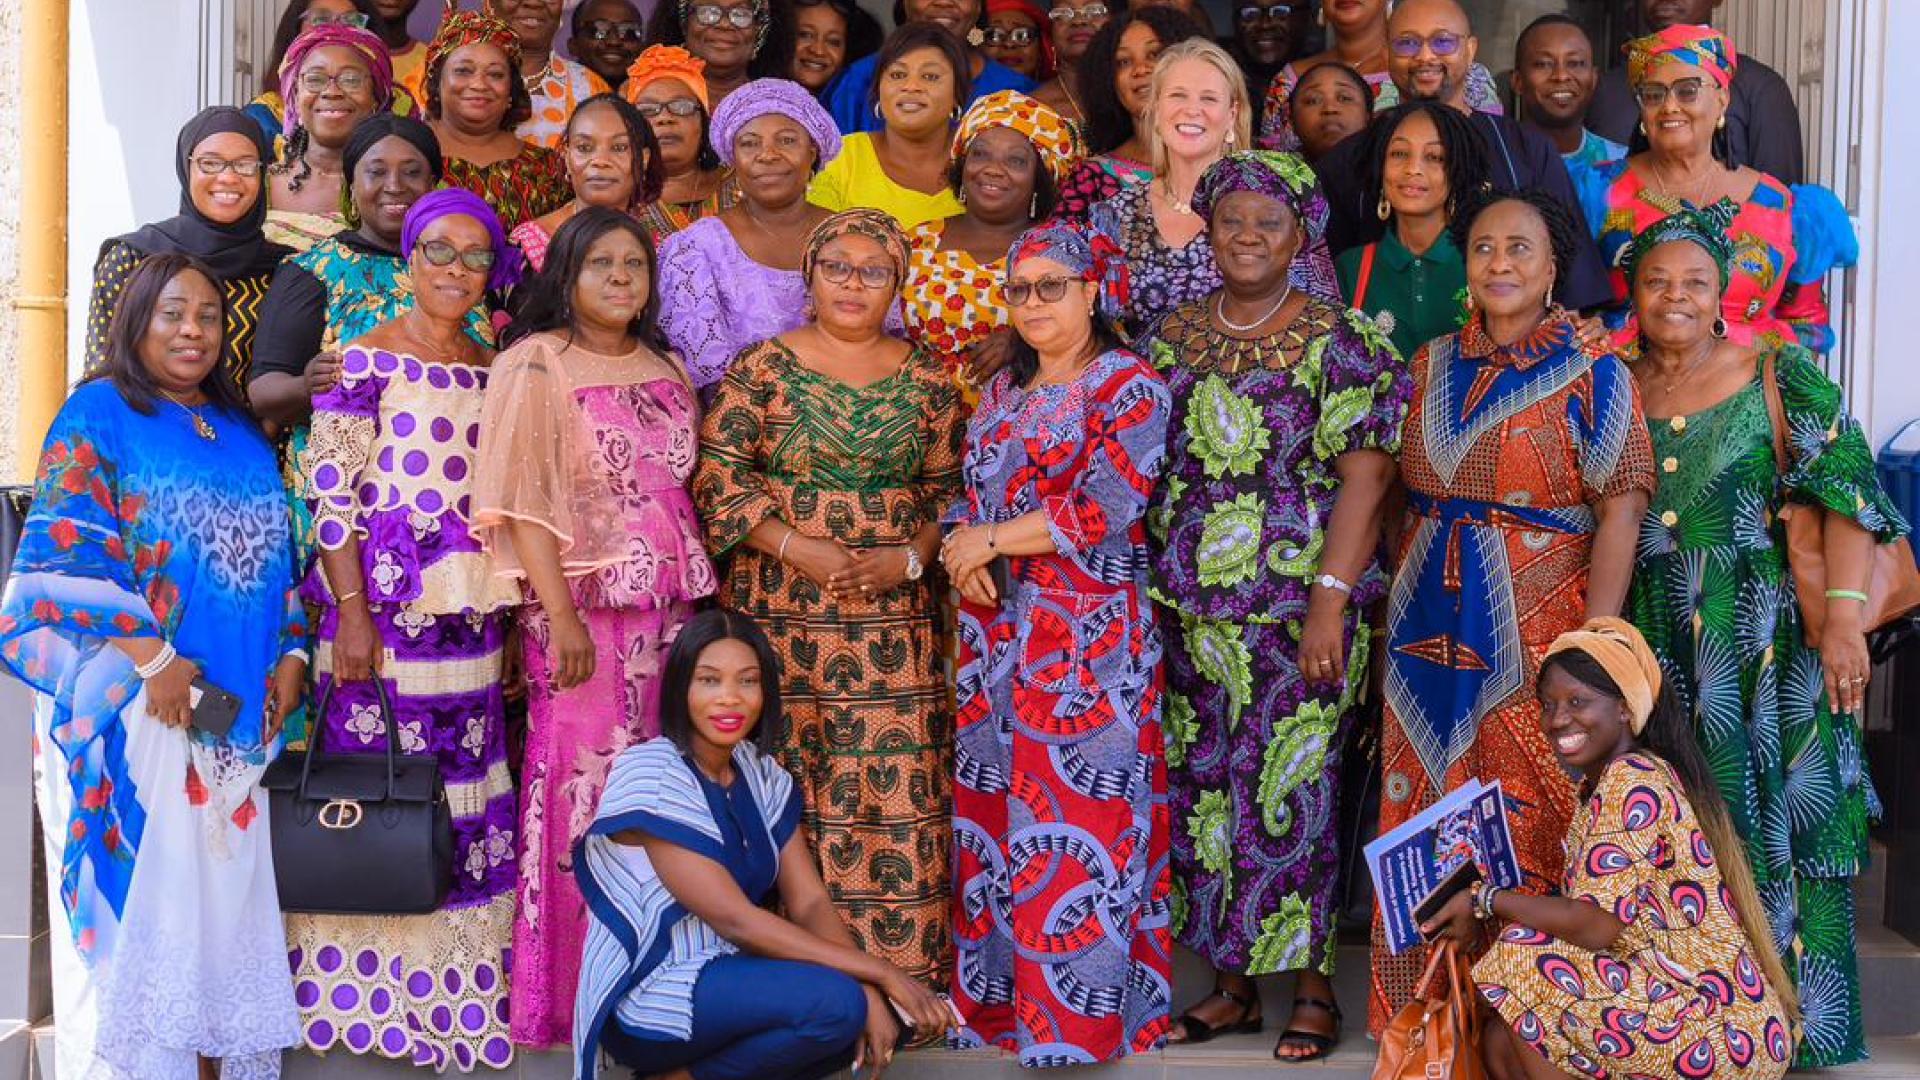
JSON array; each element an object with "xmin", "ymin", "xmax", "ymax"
[
  {"xmin": 957, "ymin": 186, "xmax": 968, "ymax": 206},
  {"xmin": 1717, "ymin": 115, "xmax": 1727, "ymax": 130},
  {"xmin": 1029, "ymin": 192, "xmax": 1038, "ymax": 219},
  {"xmin": 1376, "ymin": 192, "xmax": 1391, "ymax": 221},
  {"xmin": 1711, "ymin": 316, "xmax": 1729, "ymax": 339},
  {"xmin": 1226, "ymin": 129, "xmax": 1235, "ymax": 146},
  {"xmin": 1544, "ymin": 279, "xmax": 1555, "ymax": 311},
  {"xmin": 1638, "ymin": 120, "xmax": 1647, "ymax": 136},
  {"xmin": 873, "ymin": 101, "xmax": 883, "ymax": 120}
]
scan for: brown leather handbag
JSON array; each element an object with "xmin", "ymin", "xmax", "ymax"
[
  {"xmin": 1371, "ymin": 941, "xmax": 1487, "ymax": 1080},
  {"xmin": 1761, "ymin": 353, "xmax": 1920, "ymax": 647}
]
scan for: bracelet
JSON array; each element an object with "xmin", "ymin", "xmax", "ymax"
[
  {"xmin": 777, "ymin": 528, "xmax": 798, "ymax": 564},
  {"xmin": 134, "ymin": 642, "xmax": 178, "ymax": 681},
  {"xmin": 1474, "ymin": 883, "xmax": 1502, "ymax": 922},
  {"xmin": 335, "ymin": 588, "xmax": 364, "ymax": 606},
  {"xmin": 987, "ymin": 523, "xmax": 999, "ymax": 551},
  {"xmin": 1825, "ymin": 588, "xmax": 1870, "ymax": 604}
]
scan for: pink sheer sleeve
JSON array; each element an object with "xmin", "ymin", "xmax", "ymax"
[{"xmin": 470, "ymin": 335, "xmax": 578, "ymax": 579}]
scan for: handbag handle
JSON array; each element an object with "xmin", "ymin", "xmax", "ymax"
[
  {"xmin": 1760, "ymin": 350, "xmax": 1790, "ymax": 479},
  {"xmin": 298, "ymin": 670, "xmax": 403, "ymax": 804},
  {"xmin": 1880, "ymin": 416, "xmax": 1920, "ymax": 456}
]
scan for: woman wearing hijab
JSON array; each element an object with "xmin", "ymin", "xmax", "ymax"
[
  {"xmin": 85, "ymin": 106, "xmax": 290, "ymax": 394},
  {"xmin": 265, "ymin": 23, "xmax": 396, "ymax": 250},
  {"xmin": 695, "ymin": 209, "xmax": 964, "ymax": 996},
  {"xmin": 288, "ymin": 189, "xmax": 524, "ymax": 1072}
]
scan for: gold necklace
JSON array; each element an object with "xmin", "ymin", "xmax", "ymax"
[
  {"xmin": 160, "ymin": 389, "xmax": 217, "ymax": 441},
  {"xmin": 1647, "ymin": 156, "xmax": 1715, "ymax": 208},
  {"xmin": 1159, "ymin": 179, "xmax": 1196, "ymax": 216}
]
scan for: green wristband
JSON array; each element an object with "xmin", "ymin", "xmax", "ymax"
[{"xmin": 1825, "ymin": 588, "xmax": 1869, "ymax": 604}]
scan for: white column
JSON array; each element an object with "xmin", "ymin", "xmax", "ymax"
[{"xmin": 1852, "ymin": 0, "xmax": 1920, "ymax": 446}]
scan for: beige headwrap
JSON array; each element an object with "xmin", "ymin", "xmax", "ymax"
[{"xmin": 1543, "ymin": 617, "xmax": 1664, "ymax": 734}]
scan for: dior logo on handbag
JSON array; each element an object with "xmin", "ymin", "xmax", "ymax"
[{"xmin": 317, "ymin": 798, "xmax": 364, "ymax": 830}]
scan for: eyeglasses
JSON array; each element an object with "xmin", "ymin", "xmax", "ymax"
[
  {"xmin": 1388, "ymin": 31, "xmax": 1465, "ymax": 58},
  {"xmin": 689, "ymin": 3, "xmax": 761, "ymax": 29},
  {"xmin": 635, "ymin": 98, "xmax": 704, "ymax": 119},
  {"xmin": 1632, "ymin": 77, "xmax": 1709, "ymax": 109},
  {"xmin": 582, "ymin": 18, "xmax": 646, "ymax": 42},
  {"xmin": 297, "ymin": 68, "xmax": 373, "ymax": 94},
  {"xmin": 1238, "ymin": 3, "xmax": 1294, "ymax": 25},
  {"xmin": 303, "ymin": 10, "xmax": 370, "ymax": 29},
  {"xmin": 418, "ymin": 240, "xmax": 498, "ymax": 272},
  {"xmin": 1048, "ymin": 3, "xmax": 1108, "ymax": 22},
  {"xmin": 982, "ymin": 27, "xmax": 1038, "ymax": 46},
  {"xmin": 191, "ymin": 155, "xmax": 264, "ymax": 178},
  {"xmin": 1004, "ymin": 275, "xmax": 1077, "ymax": 306},
  {"xmin": 813, "ymin": 257, "xmax": 896, "ymax": 289}
]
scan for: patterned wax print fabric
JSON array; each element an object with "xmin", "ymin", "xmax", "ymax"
[
  {"xmin": 469, "ymin": 333, "xmax": 719, "ymax": 1047},
  {"xmin": 508, "ymin": 218, "xmax": 556, "ymax": 273},
  {"xmin": 636, "ymin": 171, "xmax": 741, "ymax": 244},
  {"xmin": 1597, "ymin": 164, "xmax": 1853, "ymax": 354},
  {"xmin": 1053, "ymin": 153, "xmax": 1151, "ymax": 225},
  {"xmin": 264, "ymin": 208, "xmax": 349, "ymax": 254},
  {"xmin": 0, "ymin": 382, "xmax": 306, "ymax": 1079},
  {"xmin": 291, "ymin": 343, "xmax": 521, "ymax": 1071},
  {"xmin": 694, "ymin": 340, "xmax": 965, "ymax": 990},
  {"xmin": 901, "ymin": 218, "xmax": 1009, "ymax": 394},
  {"xmin": 1372, "ymin": 313, "xmax": 1655, "ymax": 1033},
  {"xmin": 807, "ymin": 132, "xmax": 966, "ymax": 230},
  {"xmin": 520, "ymin": 56, "xmax": 613, "ymax": 149},
  {"xmin": 441, "ymin": 143, "xmax": 571, "ymax": 232},
  {"xmin": 85, "ymin": 240, "xmax": 274, "ymax": 395},
  {"xmin": 1473, "ymin": 753, "xmax": 1793, "ymax": 1080},
  {"xmin": 1257, "ymin": 61, "xmax": 1503, "ymax": 152},
  {"xmin": 572, "ymin": 739, "xmax": 802, "ymax": 1079},
  {"xmin": 1140, "ymin": 298, "xmax": 1409, "ymax": 977},
  {"xmin": 948, "ymin": 348, "xmax": 1175, "ymax": 1065},
  {"xmin": 1626, "ymin": 345, "xmax": 1907, "ymax": 1067},
  {"xmin": 1089, "ymin": 182, "xmax": 1221, "ymax": 339}
]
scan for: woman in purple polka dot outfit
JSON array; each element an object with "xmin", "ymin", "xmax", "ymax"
[{"xmin": 291, "ymin": 189, "xmax": 525, "ymax": 1071}]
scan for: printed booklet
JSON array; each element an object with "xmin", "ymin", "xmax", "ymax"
[{"xmin": 1365, "ymin": 777, "xmax": 1522, "ymax": 953}]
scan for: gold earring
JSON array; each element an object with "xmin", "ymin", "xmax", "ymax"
[{"xmin": 1377, "ymin": 192, "xmax": 1391, "ymax": 221}]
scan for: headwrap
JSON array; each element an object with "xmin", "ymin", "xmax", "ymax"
[
  {"xmin": 1007, "ymin": 220, "xmax": 1130, "ymax": 320},
  {"xmin": 1192, "ymin": 150, "xmax": 1329, "ymax": 244},
  {"xmin": 623, "ymin": 45, "xmax": 711, "ymax": 110},
  {"xmin": 951, "ymin": 90, "xmax": 1080, "ymax": 186},
  {"xmin": 111, "ymin": 106, "xmax": 290, "ymax": 281},
  {"xmin": 1621, "ymin": 201, "xmax": 1738, "ymax": 291},
  {"xmin": 802, "ymin": 208, "xmax": 910, "ymax": 282},
  {"xmin": 278, "ymin": 24, "xmax": 396, "ymax": 138},
  {"xmin": 1544, "ymin": 617, "xmax": 1664, "ymax": 735},
  {"xmin": 985, "ymin": 0, "xmax": 1055, "ymax": 79},
  {"xmin": 401, "ymin": 187, "xmax": 525, "ymax": 292},
  {"xmin": 343, "ymin": 114, "xmax": 446, "ymax": 184},
  {"xmin": 709, "ymin": 78, "xmax": 842, "ymax": 168},
  {"xmin": 1626, "ymin": 24, "xmax": 1738, "ymax": 91},
  {"xmin": 423, "ymin": 2, "xmax": 523, "ymax": 100}
]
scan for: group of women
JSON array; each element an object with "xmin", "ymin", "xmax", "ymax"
[{"xmin": 9, "ymin": 2, "xmax": 1909, "ymax": 1080}]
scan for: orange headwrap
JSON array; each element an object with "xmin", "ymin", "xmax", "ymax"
[
  {"xmin": 1544, "ymin": 617, "xmax": 1665, "ymax": 735},
  {"xmin": 623, "ymin": 45, "xmax": 711, "ymax": 111}
]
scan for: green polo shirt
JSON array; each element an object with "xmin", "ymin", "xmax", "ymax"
[{"xmin": 1335, "ymin": 230, "xmax": 1470, "ymax": 361}]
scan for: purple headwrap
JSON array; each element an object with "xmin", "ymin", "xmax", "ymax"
[
  {"xmin": 402, "ymin": 188, "xmax": 524, "ymax": 292},
  {"xmin": 1007, "ymin": 221, "xmax": 1130, "ymax": 320},
  {"xmin": 278, "ymin": 24, "xmax": 396, "ymax": 138},
  {"xmin": 708, "ymin": 78, "xmax": 842, "ymax": 168}
]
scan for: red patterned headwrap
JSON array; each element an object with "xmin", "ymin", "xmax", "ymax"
[
  {"xmin": 278, "ymin": 25, "xmax": 396, "ymax": 137},
  {"xmin": 424, "ymin": 1, "xmax": 524, "ymax": 95},
  {"xmin": 1626, "ymin": 24, "xmax": 1738, "ymax": 90},
  {"xmin": 1007, "ymin": 220, "xmax": 1130, "ymax": 321}
]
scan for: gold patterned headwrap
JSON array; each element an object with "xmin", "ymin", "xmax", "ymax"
[
  {"xmin": 803, "ymin": 209, "xmax": 911, "ymax": 283},
  {"xmin": 950, "ymin": 90, "xmax": 1082, "ymax": 186}
]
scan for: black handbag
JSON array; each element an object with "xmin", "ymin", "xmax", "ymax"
[{"xmin": 261, "ymin": 674, "xmax": 454, "ymax": 914}]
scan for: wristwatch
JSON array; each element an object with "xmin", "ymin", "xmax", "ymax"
[
  {"xmin": 1316, "ymin": 573, "xmax": 1353, "ymax": 594},
  {"xmin": 903, "ymin": 546, "xmax": 925, "ymax": 582}
]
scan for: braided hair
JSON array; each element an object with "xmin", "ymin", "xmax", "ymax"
[{"xmin": 1357, "ymin": 102, "xmax": 1490, "ymax": 229}]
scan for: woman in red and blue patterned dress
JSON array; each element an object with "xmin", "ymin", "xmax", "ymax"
[{"xmin": 941, "ymin": 222, "xmax": 1173, "ymax": 1066}]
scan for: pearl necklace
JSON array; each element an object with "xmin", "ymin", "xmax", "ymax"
[{"xmin": 1214, "ymin": 286, "xmax": 1292, "ymax": 334}]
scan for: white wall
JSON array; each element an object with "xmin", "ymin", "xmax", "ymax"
[{"xmin": 1852, "ymin": 0, "xmax": 1920, "ymax": 447}]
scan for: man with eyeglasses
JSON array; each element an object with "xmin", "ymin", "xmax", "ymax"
[
  {"xmin": 1312, "ymin": 0, "xmax": 1611, "ymax": 310},
  {"xmin": 569, "ymin": 0, "xmax": 649, "ymax": 92},
  {"xmin": 1584, "ymin": 0, "xmax": 1801, "ymax": 184},
  {"xmin": 488, "ymin": 0, "xmax": 612, "ymax": 150},
  {"xmin": 827, "ymin": 0, "xmax": 1035, "ymax": 133},
  {"xmin": 1228, "ymin": 0, "xmax": 1312, "ymax": 132}
]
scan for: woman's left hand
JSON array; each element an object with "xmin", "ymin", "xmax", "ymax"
[
  {"xmin": 942, "ymin": 525, "xmax": 996, "ymax": 578},
  {"xmin": 961, "ymin": 329, "xmax": 1016, "ymax": 387},
  {"xmin": 265, "ymin": 653, "xmax": 307, "ymax": 743},
  {"xmin": 1419, "ymin": 886, "xmax": 1481, "ymax": 946},
  {"xmin": 830, "ymin": 546, "xmax": 911, "ymax": 598},
  {"xmin": 1822, "ymin": 619, "xmax": 1872, "ymax": 716},
  {"xmin": 856, "ymin": 985, "xmax": 903, "ymax": 1078},
  {"xmin": 1298, "ymin": 603, "xmax": 1349, "ymax": 688},
  {"xmin": 1570, "ymin": 314, "xmax": 1612, "ymax": 351}
]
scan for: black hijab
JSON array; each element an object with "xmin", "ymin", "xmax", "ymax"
[
  {"xmin": 342, "ymin": 114, "xmax": 445, "ymax": 184},
  {"xmin": 111, "ymin": 106, "xmax": 289, "ymax": 280}
]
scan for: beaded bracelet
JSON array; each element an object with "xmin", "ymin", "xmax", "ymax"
[
  {"xmin": 1474, "ymin": 883, "xmax": 1502, "ymax": 922},
  {"xmin": 134, "ymin": 642, "xmax": 177, "ymax": 681}
]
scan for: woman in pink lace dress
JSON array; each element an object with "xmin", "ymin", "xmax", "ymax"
[{"xmin": 472, "ymin": 207, "xmax": 716, "ymax": 1046}]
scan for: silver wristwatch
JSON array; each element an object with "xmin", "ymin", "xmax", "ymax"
[
  {"xmin": 1315, "ymin": 572, "xmax": 1353, "ymax": 594},
  {"xmin": 903, "ymin": 546, "xmax": 925, "ymax": 581}
]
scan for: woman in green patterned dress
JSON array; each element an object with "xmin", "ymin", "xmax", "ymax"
[{"xmin": 1623, "ymin": 205, "xmax": 1909, "ymax": 1068}]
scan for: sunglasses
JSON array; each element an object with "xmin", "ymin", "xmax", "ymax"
[
  {"xmin": 1238, "ymin": 3, "xmax": 1295, "ymax": 24},
  {"xmin": 1388, "ymin": 31, "xmax": 1466, "ymax": 58},
  {"xmin": 689, "ymin": 3, "xmax": 761, "ymax": 29},
  {"xmin": 814, "ymin": 257, "xmax": 896, "ymax": 289},
  {"xmin": 1632, "ymin": 77, "xmax": 1709, "ymax": 109},
  {"xmin": 635, "ymin": 98, "xmax": 704, "ymax": 119},
  {"xmin": 192, "ymin": 155, "xmax": 264, "ymax": 178},
  {"xmin": 983, "ymin": 27, "xmax": 1038, "ymax": 46},
  {"xmin": 297, "ymin": 68, "xmax": 373, "ymax": 94},
  {"xmin": 418, "ymin": 240, "xmax": 499, "ymax": 272},
  {"xmin": 1004, "ymin": 275, "xmax": 1078, "ymax": 306},
  {"xmin": 1048, "ymin": 3, "xmax": 1108, "ymax": 22},
  {"xmin": 304, "ymin": 10, "xmax": 370, "ymax": 28},
  {"xmin": 582, "ymin": 19, "xmax": 646, "ymax": 42}
]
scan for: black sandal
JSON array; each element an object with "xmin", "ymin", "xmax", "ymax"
[
  {"xmin": 1171, "ymin": 986, "xmax": 1263, "ymax": 1045},
  {"xmin": 1272, "ymin": 996, "xmax": 1342, "ymax": 1062}
]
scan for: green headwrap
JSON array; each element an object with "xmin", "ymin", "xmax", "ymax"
[{"xmin": 1622, "ymin": 202, "xmax": 1738, "ymax": 291}]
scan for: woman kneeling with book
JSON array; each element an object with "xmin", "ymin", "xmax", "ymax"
[{"xmin": 1422, "ymin": 618, "xmax": 1796, "ymax": 1080}]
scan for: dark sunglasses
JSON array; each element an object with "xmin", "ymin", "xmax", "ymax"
[
  {"xmin": 1632, "ymin": 77, "xmax": 1709, "ymax": 109},
  {"xmin": 1389, "ymin": 31, "xmax": 1465, "ymax": 58},
  {"xmin": 814, "ymin": 257, "xmax": 896, "ymax": 289},
  {"xmin": 582, "ymin": 19, "xmax": 646, "ymax": 42},
  {"xmin": 983, "ymin": 27, "xmax": 1038, "ymax": 47},
  {"xmin": 1238, "ymin": 4, "xmax": 1295, "ymax": 25},
  {"xmin": 1004, "ymin": 275, "xmax": 1077, "ymax": 306},
  {"xmin": 418, "ymin": 240, "xmax": 498, "ymax": 272},
  {"xmin": 635, "ymin": 98, "xmax": 704, "ymax": 119}
]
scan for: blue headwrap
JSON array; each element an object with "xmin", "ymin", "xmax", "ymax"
[{"xmin": 1007, "ymin": 221, "xmax": 1130, "ymax": 320}]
